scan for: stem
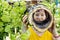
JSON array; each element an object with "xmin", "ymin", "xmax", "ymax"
[
  {"xmin": 8, "ymin": 33, "xmax": 11, "ymax": 40},
  {"xmin": 15, "ymin": 28, "xmax": 17, "ymax": 34},
  {"xmin": 3, "ymin": 36, "xmax": 6, "ymax": 40},
  {"xmin": 9, "ymin": 33, "xmax": 10, "ymax": 38}
]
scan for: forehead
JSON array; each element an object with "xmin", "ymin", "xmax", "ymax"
[
  {"xmin": 34, "ymin": 9, "xmax": 45, "ymax": 14},
  {"xmin": 36, "ymin": 9, "xmax": 44, "ymax": 12}
]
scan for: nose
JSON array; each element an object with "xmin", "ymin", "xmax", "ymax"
[{"xmin": 39, "ymin": 14, "xmax": 45, "ymax": 21}]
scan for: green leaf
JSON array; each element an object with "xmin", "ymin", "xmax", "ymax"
[
  {"xmin": 5, "ymin": 25, "xmax": 11, "ymax": 33},
  {"xmin": 20, "ymin": 1, "xmax": 26, "ymax": 6},
  {"xmin": 1, "ymin": 15, "xmax": 11, "ymax": 22},
  {"xmin": 0, "ymin": 21, "xmax": 4, "ymax": 27},
  {"xmin": 10, "ymin": 34, "xmax": 16, "ymax": 40},
  {"xmin": 0, "ymin": 27, "xmax": 4, "ymax": 32},
  {"xmin": 20, "ymin": 6, "xmax": 26, "ymax": 13},
  {"xmin": 2, "ymin": 1, "xmax": 9, "ymax": 9},
  {"xmin": 21, "ymin": 30, "xmax": 30, "ymax": 40},
  {"xmin": 14, "ymin": 2, "xmax": 19, "ymax": 6}
]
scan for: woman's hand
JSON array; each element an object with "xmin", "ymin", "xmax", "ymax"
[
  {"xmin": 53, "ymin": 25, "xmax": 60, "ymax": 40},
  {"xmin": 23, "ymin": 15, "xmax": 28, "ymax": 26},
  {"xmin": 48, "ymin": 22, "xmax": 60, "ymax": 40},
  {"xmin": 22, "ymin": 15, "xmax": 29, "ymax": 32}
]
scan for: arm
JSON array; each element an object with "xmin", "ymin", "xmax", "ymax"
[
  {"xmin": 53, "ymin": 25, "xmax": 60, "ymax": 40},
  {"xmin": 22, "ymin": 15, "xmax": 29, "ymax": 33},
  {"xmin": 48, "ymin": 22, "xmax": 60, "ymax": 40}
]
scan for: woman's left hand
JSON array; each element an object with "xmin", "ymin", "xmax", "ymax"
[
  {"xmin": 48, "ymin": 22, "xmax": 60, "ymax": 40},
  {"xmin": 51, "ymin": 23, "xmax": 60, "ymax": 40}
]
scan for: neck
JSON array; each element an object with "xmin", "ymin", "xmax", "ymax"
[{"xmin": 33, "ymin": 27, "xmax": 44, "ymax": 36}]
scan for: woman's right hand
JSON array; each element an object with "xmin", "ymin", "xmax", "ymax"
[
  {"xmin": 23, "ymin": 15, "xmax": 28, "ymax": 26},
  {"xmin": 22, "ymin": 15, "xmax": 29, "ymax": 32}
]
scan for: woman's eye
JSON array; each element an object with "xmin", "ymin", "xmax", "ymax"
[
  {"xmin": 36, "ymin": 10, "xmax": 40, "ymax": 12},
  {"xmin": 36, "ymin": 14, "xmax": 39, "ymax": 16},
  {"xmin": 41, "ymin": 14, "xmax": 44, "ymax": 16}
]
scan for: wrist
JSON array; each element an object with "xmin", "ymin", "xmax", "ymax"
[{"xmin": 54, "ymin": 35, "xmax": 60, "ymax": 38}]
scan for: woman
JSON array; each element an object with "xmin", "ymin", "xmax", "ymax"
[{"xmin": 23, "ymin": 4, "xmax": 60, "ymax": 40}]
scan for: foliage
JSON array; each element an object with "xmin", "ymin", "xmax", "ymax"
[{"xmin": 0, "ymin": 1, "xmax": 30, "ymax": 40}]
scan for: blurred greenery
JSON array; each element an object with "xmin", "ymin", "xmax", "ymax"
[{"xmin": 0, "ymin": 1, "xmax": 30, "ymax": 40}]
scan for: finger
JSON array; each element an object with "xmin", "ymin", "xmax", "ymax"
[
  {"xmin": 23, "ymin": 16, "xmax": 28, "ymax": 23},
  {"xmin": 26, "ymin": 21, "xmax": 29, "ymax": 25},
  {"xmin": 23, "ymin": 15, "xmax": 27, "ymax": 20},
  {"xmin": 23, "ymin": 19, "xmax": 27, "ymax": 23},
  {"xmin": 23, "ymin": 15, "xmax": 28, "ymax": 23}
]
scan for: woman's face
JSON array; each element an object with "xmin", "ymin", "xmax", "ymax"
[{"xmin": 34, "ymin": 9, "xmax": 46, "ymax": 22}]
